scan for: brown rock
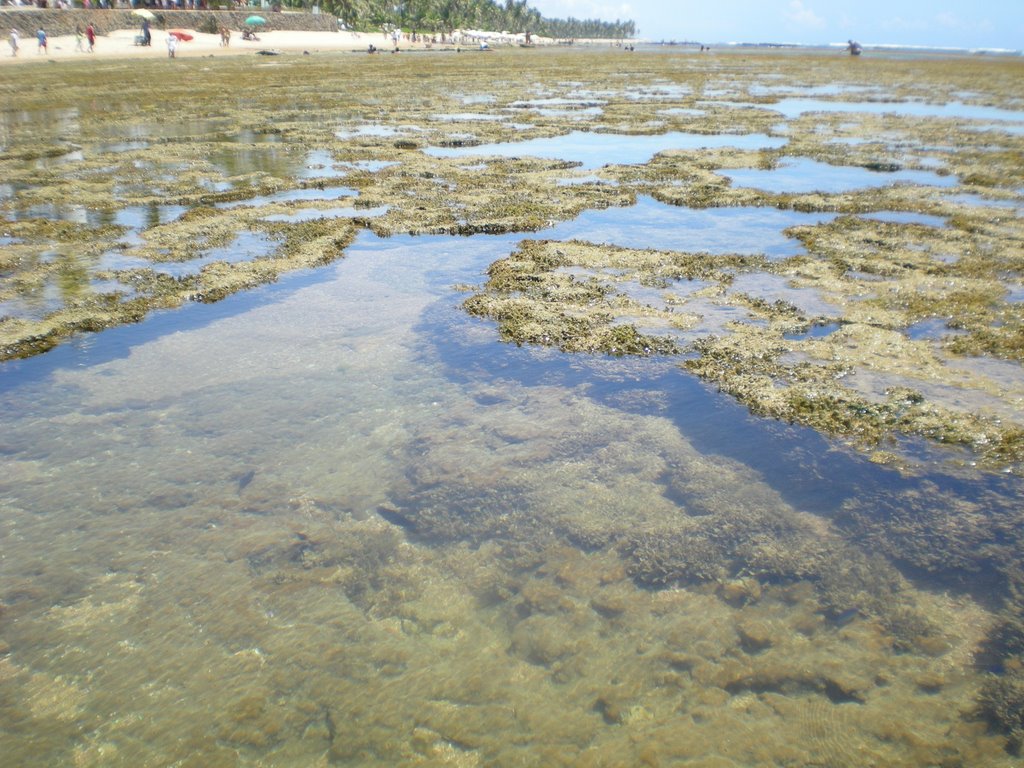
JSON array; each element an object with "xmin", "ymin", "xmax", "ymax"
[{"xmin": 735, "ymin": 618, "xmax": 773, "ymax": 653}]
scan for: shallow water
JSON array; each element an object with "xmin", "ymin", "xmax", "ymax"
[
  {"xmin": 722, "ymin": 156, "xmax": 957, "ymax": 193},
  {"xmin": 1, "ymin": 230, "xmax": 1019, "ymax": 765},
  {"xmin": 114, "ymin": 204, "xmax": 190, "ymax": 231},
  {"xmin": 334, "ymin": 124, "xmax": 424, "ymax": 138},
  {"xmin": 767, "ymin": 97, "xmax": 1024, "ymax": 124},
  {"xmin": 945, "ymin": 191, "xmax": 1023, "ymax": 215},
  {"xmin": 728, "ymin": 272, "xmax": 842, "ymax": 317},
  {"xmin": 2, "ymin": 50, "xmax": 1024, "ymax": 767},
  {"xmin": 538, "ymin": 195, "xmax": 834, "ymax": 257},
  {"xmin": 261, "ymin": 204, "xmax": 390, "ymax": 223},
  {"xmin": 217, "ymin": 185, "xmax": 359, "ymax": 209},
  {"xmin": 424, "ymin": 130, "xmax": 788, "ymax": 169},
  {"xmin": 104, "ymin": 230, "xmax": 279, "ymax": 278}
]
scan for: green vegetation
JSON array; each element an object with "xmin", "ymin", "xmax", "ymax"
[{"xmin": 295, "ymin": 0, "xmax": 637, "ymax": 39}]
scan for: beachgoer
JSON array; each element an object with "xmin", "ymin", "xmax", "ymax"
[
  {"xmin": 167, "ymin": 33, "xmax": 177, "ymax": 58},
  {"xmin": 9, "ymin": 28, "xmax": 18, "ymax": 57},
  {"xmin": 86, "ymin": 23, "xmax": 95, "ymax": 53},
  {"xmin": 74, "ymin": 25, "xmax": 84, "ymax": 52},
  {"xmin": 219, "ymin": 26, "xmax": 230, "ymax": 46},
  {"xmin": 36, "ymin": 28, "xmax": 46, "ymax": 55},
  {"xmin": 142, "ymin": 19, "xmax": 151, "ymax": 46}
]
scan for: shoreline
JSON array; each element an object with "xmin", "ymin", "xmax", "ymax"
[
  {"xmin": 0, "ymin": 29, "xmax": 493, "ymax": 64},
  {"xmin": 1, "ymin": 25, "xmax": 637, "ymax": 65},
  {"xmin": 15, "ymin": 29, "xmax": 362, "ymax": 63}
]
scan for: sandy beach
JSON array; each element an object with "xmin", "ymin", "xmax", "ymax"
[{"xmin": 2, "ymin": 26, "xmax": 565, "ymax": 64}]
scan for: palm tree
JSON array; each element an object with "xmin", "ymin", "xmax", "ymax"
[{"xmin": 288, "ymin": 0, "xmax": 635, "ymax": 39}]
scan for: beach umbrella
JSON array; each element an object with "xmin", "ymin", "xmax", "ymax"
[
  {"xmin": 169, "ymin": 30, "xmax": 193, "ymax": 41},
  {"xmin": 245, "ymin": 16, "xmax": 266, "ymax": 25},
  {"xmin": 131, "ymin": 8, "xmax": 155, "ymax": 19}
]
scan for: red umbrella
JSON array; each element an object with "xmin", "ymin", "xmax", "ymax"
[{"xmin": 169, "ymin": 30, "xmax": 194, "ymax": 42}]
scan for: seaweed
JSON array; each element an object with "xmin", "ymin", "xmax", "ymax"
[{"xmin": 980, "ymin": 670, "xmax": 1024, "ymax": 754}]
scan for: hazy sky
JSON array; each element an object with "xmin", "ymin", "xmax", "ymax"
[{"xmin": 528, "ymin": 0, "xmax": 1024, "ymax": 49}]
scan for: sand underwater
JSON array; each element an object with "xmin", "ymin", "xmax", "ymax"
[{"xmin": 1, "ymin": 45, "xmax": 1024, "ymax": 766}]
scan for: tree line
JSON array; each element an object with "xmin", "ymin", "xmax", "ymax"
[{"xmin": 290, "ymin": 0, "xmax": 636, "ymax": 39}]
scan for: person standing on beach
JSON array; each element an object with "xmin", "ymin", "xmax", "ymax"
[
  {"xmin": 36, "ymin": 28, "xmax": 47, "ymax": 55},
  {"xmin": 74, "ymin": 25, "xmax": 84, "ymax": 52},
  {"xmin": 86, "ymin": 23, "xmax": 96, "ymax": 53},
  {"xmin": 167, "ymin": 33, "xmax": 177, "ymax": 58},
  {"xmin": 142, "ymin": 19, "xmax": 151, "ymax": 47},
  {"xmin": 9, "ymin": 28, "xmax": 18, "ymax": 57}
]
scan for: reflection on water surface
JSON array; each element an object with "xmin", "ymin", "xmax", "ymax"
[
  {"xmin": 218, "ymin": 185, "xmax": 359, "ymax": 208},
  {"xmin": 723, "ymin": 156, "xmax": 957, "ymax": 193},
  {"xmin": 539, "ymin": 195, "xmax": 834, "ymax": 257},
  {"xmin": 425, "ymin": 129, "xmax": 788, "ymax": 170}
]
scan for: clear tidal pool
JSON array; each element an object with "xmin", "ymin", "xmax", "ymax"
[
  {"xmin": 722, "ymin": 156, "xmax": 957, "ymax": 193},
  {"xmin": 424, "ymin": 129, "xmax": 789, "ymax": 169},
  {"xmin": 539, "ymin": 195, "xmax": 835, "ymax": 257},
  {"xmin": 2, "ymin": 48, "xmax": 1024, "ymax": 767},
  {"xmin": 2, "ymin": 230, "xmax": 1018, "ymax": 766}
]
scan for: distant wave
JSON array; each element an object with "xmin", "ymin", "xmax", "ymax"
[
  {"xmin": 827, "ymin": 42, "xmax": 1023, "ymax": 56},
  {"xmin": 645, "ymin": 39, "xmax": 1022, "ymax": 57}
]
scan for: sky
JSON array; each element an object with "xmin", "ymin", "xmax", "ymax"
[{"xmin": 527, "ymin": 0, "xmax": 1024, "ymax": 50}]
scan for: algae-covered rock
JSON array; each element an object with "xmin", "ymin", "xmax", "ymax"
[
  {"xmin": 623, "ymin": 529, "xmax": 729, "ymax": 586},
  {"xmin": 980, "ymin": 669, "xmax": 1024, "ymax": 754},
  {"xmin": 510, "ymin": 614, "xmax": 580, "ymax": 667}
]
